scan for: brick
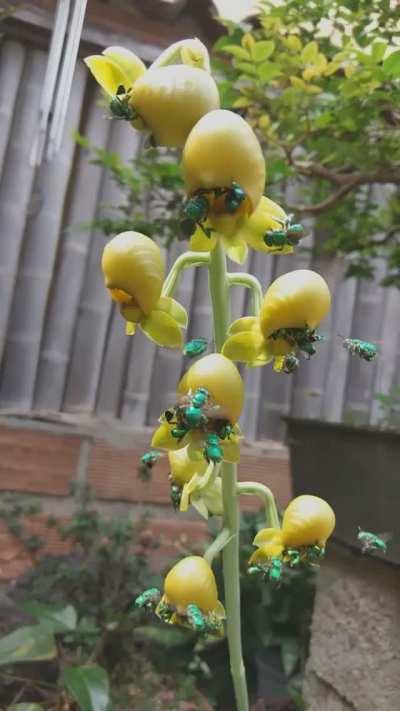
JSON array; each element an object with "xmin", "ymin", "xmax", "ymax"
[
  {"xmin": 0, "ymin": 424, "xmax": 81, "ymax": 496},
  {"xmin": 88, "ymin": 438, "xmax": 292, "ymax": 509},
  {"xmin": 0, "ymin": 515, "xmax": 71, "ymax": 581}
]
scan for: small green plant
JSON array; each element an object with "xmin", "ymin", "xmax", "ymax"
[{"xmin": 74, "ymin": 133, "xmax": 184, "ymax": 247}]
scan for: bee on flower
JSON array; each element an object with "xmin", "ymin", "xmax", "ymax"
[
  {"xmin": 102, "ymin": 231, "xmax": 187, "ymax": 347},
  {"xmin": 222, "ymin": 269, "xmax": 331, "ymax": 369},
  {"xmin": 84, "ymin": 39, "xmax": 220, "ymax": 147},
  {"xmin": 249, "ymin": 495, "xmax": 335, "ymax": 579}
]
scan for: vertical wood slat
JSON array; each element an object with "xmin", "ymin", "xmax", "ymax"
[
  {"xmin": 369, "ymin": 285, "xmax": 400, "ymax": 425},
  {"xmin": 34, "ymin": 87, "xmax": 110, "ymax": 411},
  {"xmin": 63, "ymin": 121, "xmax": 141, "ymax": 413},
  {"xmin": 0, "ymin": 50, "xmax": 46, "ymax": 368},
  {"xmin": 0, "ymin": 62, "xmax": 87, "ymax": 409},
  {"xmin": 0, "ymin": 41, "xmax": 26, "ymax": 175}
]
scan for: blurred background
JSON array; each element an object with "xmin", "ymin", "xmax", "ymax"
[{"xmin": 0, "ymin": 1, "xmax": 399, "ymax": 709}]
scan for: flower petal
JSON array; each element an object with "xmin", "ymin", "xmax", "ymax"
[
  {"xmin": 156, "ymin": 296, "xmax": 188, "ymax": 328},
  {"xmin": 140, "ymin": 310, "xmax": 183, "ymax": 348},
  {"xmin": 227, "ymin": 317, "xmax": 258, "ymax": 335},
  {"xmin": 191, "ymin": 497, "xmax": 209, "ymax": 519},
  {"xmin": 221, "ymin": 438, "xmax": 241, "ymax": 463},
  {"xmin": 189, "ymin": 225, "xmax": 218, "ymax": 252},
  {"xmin": 222, "ymin": 237, "xmax": 248, "ymax": 265},
  {"xmin": 125, "ymin": 321, "xmax": 136, "ymax": 336},
  {"xmin": 213, "ymin": 600, "xmax": 226, "ymax": 620},
  {"xmin": 102, "ymin": 46, "xmax": 146, "ymax": 86},
  {"xmin": 151, "ymin": 423, "xmax": 187, "ymax": 451},
  {"xmin": 253, "ymin": 527, "xmax": 283, "ymax": 547},
  {"xmin": 84, "ymin": 55, "xmax": 132, "ymax": 97},
  {"xmin": 222, "ymin": 331, "xmax": 266, "ymax": 364}
]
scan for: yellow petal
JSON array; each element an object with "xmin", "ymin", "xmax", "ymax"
[
  {"xmin": 84, "ymin": 55, "xmax": 132, "ymax": 97},
  {"xmin": 149, "ymin": 38, "xmax": 210, "ymax": 72},
  {"xmin": 223, "ymin": 237, "xmax": 248, "ymax": 265},
  {"xmin": 253, "ymin": 527, "xmax": 283, "ymax": 547},
  {"xmin": 140, "ymin": 310, "xmax": 183, "ymax": 348},
  {"xmin": 221, "ymin": 438, "xmax": 241, "ymax": 463},
  {"xmin": 151, "ymin": 423, "xmax": 187, "ymax": 451},
  {"xmin": 156, "ymin": 296, "xmax": 188, "ymax": 328},
  {"xmin": 169, "ymin": 446, "xmax": 207, "ymax": 486},
  {"xmin": 213, "ymin": 600, "xmax": 226, "ymax": 620},
  {"xmin": 227, "ymin": 317, "xmax": 258, "ymax": 335},
  {"xmin": 102, "ymin": 46, "xmax": 146, "ymax": 86},
  {"xmin": 222, "ymin": 331, "xmax": 267, "ymax": 364},
  {"xmin": 189, "ymin": 224, "xmax": 218, "ymax": 252},
  {"xmin": 191, "ymin": 497, "xmax": 209, "ymax": 519}
]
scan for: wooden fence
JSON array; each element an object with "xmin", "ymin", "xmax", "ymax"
[{"xmin": 0, "ymin": 29, "xmax": 399, "ymax": 442}]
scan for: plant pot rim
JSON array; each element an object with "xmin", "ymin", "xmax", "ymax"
[{"xmin": 283, "ymin": 416, "xmax": 400, "ymax": 441}]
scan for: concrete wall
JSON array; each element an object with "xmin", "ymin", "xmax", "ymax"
[{"xmin": 304, "ymin": 545, "xmax": 400, "ymax": 711}]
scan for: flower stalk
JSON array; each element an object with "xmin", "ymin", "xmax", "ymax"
[{"xmin": 208, "ymin": 241, "xmax": 249, "ymax": 711}]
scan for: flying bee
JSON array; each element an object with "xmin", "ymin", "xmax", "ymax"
[
  {"xmin": 186, "ymin": 603, "xmax": 206, "ymax": 633},
  {"xmin": 203, "ymin": 433, "xmax": 223, "ymax": 463},
  {"xmin": 341, "ymin": 337, "xmax": 378, "ymax": 362},
  {"xmin": 138, "ymin": 450, "xmax": 161, "ymax": 481},
  {"xmin": 134, "ymin": 587, "xmax": 161, "ymax": 610},
  {"xmin": 357, "ymin": 528, "xmax": 391, "ymax": 554},
  {"xmin": 170, "ymin": 478, "xmax": 183, "ymax": 510},
  {"xmin": 183, "ymin": 338, "xmax": 208, "ymax": 358},
  {"xmin": 109, "ymin": 84, "xmax": 137, "ymax": 121}
]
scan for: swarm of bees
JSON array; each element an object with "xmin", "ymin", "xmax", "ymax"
[{"xmin": 134, "ymin": 589, "xmax": 222, "ymax": 636}]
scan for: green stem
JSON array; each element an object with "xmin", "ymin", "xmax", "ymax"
[
  {"xmin": 237, "ymin": 482, "xmax": 280, "ymax": 529},
  {"xmin": 162, "ymin": 251, "xmax": 209, "ymax": 298},
  {"xmin": 204, "ymin": 527, "xmax": 231, "ymax": 565},
  {"xmin": 227, "ymin": 272, "xmax": 263, "ymax": 314},
  {"xmin": 208, "ymin": 242, "xmax": 249, "ymax": 711}
]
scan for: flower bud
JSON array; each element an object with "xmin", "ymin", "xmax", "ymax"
[
  {"xmin": 164, "ymin": 556, "xmax": 220, "ymax": 614},
  {"xmin": 281, "ymin": 495, "xmax": 335, "ymax": 548}
]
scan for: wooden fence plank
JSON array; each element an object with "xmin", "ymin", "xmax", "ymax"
[
  {"xmin": 0, "ymin": 41, "xmax": 25, "ymax": 175},
  {"xmin": 0, "ymin": 62, "xmax": 87, "ymax": 409},
  {"xmin": 34, "ymin": 87, "xmax": 110, "ymax": 411},
  {"xmin": 0, "ymin": 49, "xmax": 46, "ymax": 370}
]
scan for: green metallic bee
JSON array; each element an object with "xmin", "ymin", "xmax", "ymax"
[
  {"xmin": 170, "ymin": 479, "xmax": 183, "ymax": 510},
  {"xmin": 109, "ymin": 84, "xmax": 136, "ymax": 121},
  {"xmin": 180, "ymin": 193, "xmax": 213, "ymax": 239},
  {"xmin": 271, "ymin": 326, "xmax": 324, "ymax": 358},
  {"xmin": 134, "ymin": 587, "xmax": 161, "ymax": 610},
  {"xmin": 268, "ymin": 557, "xmax": 283, "ymax": 583},
  {"xmin": 186, "ymin": 603, "xmax": 206, "ymax": 633},
  {"xmin": 264, "ymin": 221, "xmax": 304, "ymax": 250},
  {"xmin": 222, "ymin": 182, "xmax": 246, "ymax": 213},
  {"xmin": 306, "ymin": 545, "xmax": 325, "ymax": 563},
  {"xmin": 203, "ymin": 433, "xmax": 223, "ymax": 463},
  {"xmin": 286, "ymin": 548, "xmax": 301, "ymax": 567},
  {"xmin": 342, "ymin": 338, "xmax": 378, "ymax": 362},
  {"xmin": 183, "ymin": 338, "xmax": 208, "ymax": 358},
  {"xmin": 138, "ymin": 450, "xmax": 161, "ymax": 481},
  {"xmin": 281, "ymin": 353, "xmax": 300, "ymax": 374},
  {"xmin": 357, "ymin": 528, "xmax": 390, "ymax": 554},
  {"xmin": 215, "ymin": 420, "xmax": 233, "ymax": 440}
]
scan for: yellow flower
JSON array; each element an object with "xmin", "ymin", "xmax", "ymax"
[
  {"xmin": 183, "ymin": 109, "xmax": 266, "ymax": 248},
  {"xmin": 188, "ymin": 196, "xmax": 295, "ymax": 265},
  {"xmin": 222, "ymin": 270, "xmax": 331, "ymax": 366},
  {"xmin": 168, "ymin": 445, "xmax": 206, "ymax": 487},
  {"xmin": 163, "ymin": 556, "xmax": 225, "ymax": 617},
  {"xmin": 102, "ymin": 231, "xmax": 187, "ymax": 347},
  {"xmin": 85, "ymin": 39, "xmax": 220, "ymax": 148},
  {"xmin": 281, "ymin": 495, "xmax": 335, "ymax": 548},
  {"xmin": 249, "ymin": 527, "xmax": 285, "ymax": 565},
  {"xmin": 151, "ymin": 354, "xmax": 243, "ymax": 461}
]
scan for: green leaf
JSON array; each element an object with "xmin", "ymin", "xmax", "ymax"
[
  {"xmin": 301, "ymin": 41, "xmax": 318, "ymax": 64},
  {"xmin": 252, "ymin": 40, "xmax": 275, "ymax": 62},
  {"xmin": 0, "ymin": 625, "xmax": 57, "ymax": 666},
  {"xmin": 257, "ymin": 62, "xmax": 282, "ymax": 82},
  {"xmin": 281, "ymin": 637, "xmax": 300, "ymax": 677},
  {"xmin": 62, "ymin": 665, "xmax": 110, "ymax": 711},
  {"xmin": 234, "ymin": 61, "xmax": 259, "ymax": 77},
  {"xmin": 222, "ymin": 45, "xmax": 251, "ymax": 61},
  {"xmin": 20, "ymin": 601, "xmax": 77, "ymax": 633},
  {"xmin": 371, "ymin": 41, "xmax": 387, "ymax": 63},
  {"xmin": 383, "ymin": 50, "xmax": 400, "ymax": 77},
  {"xmin": 8, "ymin": 705, "xmax": 44, "ymax": 711}
]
